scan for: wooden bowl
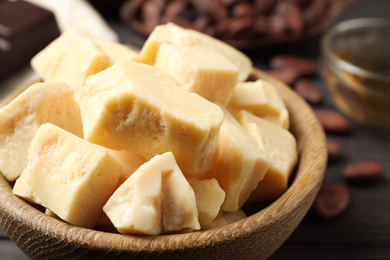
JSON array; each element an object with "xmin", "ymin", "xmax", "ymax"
[{"xmin": 0, "ymin": 68, "xmax": 327, "ymax": 260}]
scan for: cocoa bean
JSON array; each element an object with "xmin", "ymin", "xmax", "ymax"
[
  {"xmin": 311, "ymin": 183, "xmax": 350, "ymax": 220},
  {"xmin": 268, "ymin": 15, "xmax": 286, "ymax": 35},
  {"xmin": 220, "ymin": 0, "xmax": 243, "ymax": 7},
  {"xmin": 304, "ymin": 0, "xmax": 329, "ymax": 26},
  {"xmin": 315, "ymin": 110, "xmax": 350, "ymax": 134},
  {"xmin": 232, "ymin": 2, "xmax": 255, "ymax": 17},
  {"xmin": 253, "ymin": 15, "xmax": 269, "ymax": 34},
  {"xmin": 141, "ymin": 0, "xmax": 163, "ymax": 33},
  {"xmin": 270, "ymin": 54, "xmax": 316, "ymax": 76},
  {"xmin": 194, "ymin": 14, "xmax": 213, "ymax": 32},
  {"xmin": 294, "ymin": 78, "xmax": 323, "ymax": 104},
  {"xmin": 254, "ymin": 0, "xmax": 275, "ymax": 14},
  {"xmin": 343, "ymin": 160, "xmax": 384, "ymax": 184},
  {"xmin": 208, "ymin": 1, "xmax": 229, "ymax": 21},
  {"xmin": 326, "ymin": 139, "xmax": 341, "ymax": 162},
  {"xmin": 267, "ymin": 68, "xmax": 301, "ymax": 86},
  {"xmin": 284, "ymin": 1, "xmax": 304, "ymax": 33},
  {"xmin": 161, "ymin": 1, "xmax": 186, "ymax": 24},
  {"xmin": 120, "ymin": 0, "xmax": 143, "ymax": 22},
  {"xmin": 190, "ymin": 0, "xmax": 209, "ymax": 13},
  {"xmin": 216, "ymin": 17, "xmax": 254, "ymax": 40}
]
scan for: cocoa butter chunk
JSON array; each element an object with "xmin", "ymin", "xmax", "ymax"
[
  {"xmin": 13, "ymin": 123, "xmax": 122, "ymax": 229},
  {"xmin": 103, "ymin": 152, "xmax": 200, "ymax": 235},
  {"xmin": 0, "ymin": 0, "xmax": 60, "ymax": 81},
  {"xmin": 79, "ymin": 60, "xmax": 224, "ymax": 176},
  {"xmin": 106, "ymin": 149, "xmax": 147, "ymax": 187},
  {"xmin": 155, "ymin": 43, "xmax": 239, "ymax": 105},
  {"xmin": 236, "ymin": 110, "xmax": 298, "ymax": 203},
  {"xmin": 207, "ymin": 108, "xmax": 270, "ymax": 212},
  {"xmin": 187, "ymin": 177, "xmax": 226, "ymax": 227},
  {"xmin": 139, "ymin": 22, "xmax": 253, "ymax": 82},
  {"xmin": 0, "ymin": 81, "xmax": 83, "ymax": 182},
  {"xmin": 31, "ymin": 28, "xmax": 110, "ymax": 100},
  {"xmin": 30, "ymin": 29, "xmax": 139, "ymax": 101},
  {"xmin": 228, "ymin": 79, "xmax": 289, "ymax": 129}
]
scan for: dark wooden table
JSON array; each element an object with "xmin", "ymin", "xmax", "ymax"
[{"xmin": 1, "ymin": 0, "xmax": 389, "ymax": 259}]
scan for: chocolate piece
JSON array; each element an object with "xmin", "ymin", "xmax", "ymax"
[{"xmin": 0, "ymin": 0, "xmax": 60, "ymax": 81}]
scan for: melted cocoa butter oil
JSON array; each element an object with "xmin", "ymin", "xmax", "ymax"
[
  {"xmin": 326, "ymin": 41, "xmax": 390, "ymax": 132},
  {"xmin": 336, "ymin": 43, "xmax": 390, "ymax": 78}
]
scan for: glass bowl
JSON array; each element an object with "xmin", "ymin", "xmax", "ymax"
[{"xmin": 321, "ymin": 18, "xmax": 390, "ymax": 132}]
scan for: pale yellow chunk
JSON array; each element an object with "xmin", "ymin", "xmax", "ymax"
[
  {"xmin": 103, "ymin": 152, "xmax": 200, "ymax": 235},
  {"xmin": 228, "ymin": 79, "xmax": 289, "ymax": 129},
  {"xmin": 155, "ymin": 43, "xmax": 238, "ymax": 105},
  {"xmin": 107, "ymin": 149, "xmax": 147, "ymax": 186},
  {"xmin": 79, "ymin": 60, "xmax": 224, "ymax": 175},
  {"xmin": 94, "ymin": 38, "xmax": 140, "ymax": 63},
  {"xmin": 236, "ymin": 111, "xmax": 298, "ymax": 202},
  {"xmin": 187, "ymin": 177, "xmax": 225, "ymax": 227},
  {"xmin": 139, "ymin": 23, "xmax": 252, "ymax": 82},
  {"xmin": 207, "ymin": 108, "xmax": 270, "ymax": 212},
  {"xmin": 13, "ymin": 123, "xmax": 122, "ymax": 228},
  {"xmin": 202, "ymin": 209, "xmax": 247, "ymax": 230},
  {"xmin": 0, "ymin": 81, "xmax": 83, "ymax": 181},
  {"xmin": 31, "ymin": 28, "xmax": 111, "ymax": 100}
]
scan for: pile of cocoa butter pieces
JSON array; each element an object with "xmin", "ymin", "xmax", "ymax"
[
  {"xmin": 266, "ymin": 54, "xmax": 384, "ymax": 220},
  {"xmin": 120, "ymin": 0, "xmax": 354, "ymax": 48}
]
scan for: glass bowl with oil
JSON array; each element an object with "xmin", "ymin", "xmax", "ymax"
[{"xmin": 321, "ymin": 18, "xmax": 390, "ymax": 132}]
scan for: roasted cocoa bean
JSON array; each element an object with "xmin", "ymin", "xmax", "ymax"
[
  {"xmin": 343, "ymin": 160, "xmax": 384, "ymax": 184},
  {"xmin": 208, "ymin": 1, "xmax": 229, "ymax": 21},
  {"xmin": 267, "ymin": 68, "xmax": 301, "ymax": 86},
  {"xmin": 194, "ymin": 14, "xmax": 213, "ymax": 32},
  {"xmin": 121, "ymin": 0, "xmax": 353, "ymax": 47},
  {"xmin": 294, "ymin": 78, "xmax": 323, "ymax": 104},
  {"xmin": 254, "ymin": 0, "xmax": 276, "ymax": 13},
  {"xmin": 190, "ymin": 0, "xmax": 209, "ymax": 13},
  {"xmin": 141, "ymin": 0, "xmax": 163, "ymax": 33},
  {"xmin": 161, "ymin": 1, "xmax": 186, "ymax": 24},
  {"xmin": 311, "ymin": 183, "xmax": 350, "ymax": 219},
  {"xmin": 270, "ymin": 54, "xmax": 316, "ymax": 76},
  {"xmin": 253, "ymin": 15, "xmax": 269, "ymax": 34},
  {"xmin": 315, "ymin": 110, "xmax": 350, "ymax": 134},
  {"xmin": 326, "ymin": 139, "xmax": 341, "ymax": 162},
  {"xmin": 216, "ymin": 16, "xmax": 254, "ymax": 40},
  {"xmin": 120, "ymin": 0, "xmax": 143, "ymax": 22},
  {"xmin": 268, "ymin": 15, "xmax": 286, "ymax": 35},
  {"xmin": 232, "ymin": 2, "xmax": 255, "ymax": 17},
  {"xmin": 304, "ymin": 0, "xmax": 329, "ymax": 26},
  {"xmin": 220, "ymin": 0, "xmax": 243, "ymax": 7},
  {"xmin": 284, "ymin": 1, "xmax": 304, "ymax": 33}
]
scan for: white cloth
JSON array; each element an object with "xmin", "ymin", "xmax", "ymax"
[{"xmin": 25, "ymin": 0, "xmax": 119, "ymax": 42}]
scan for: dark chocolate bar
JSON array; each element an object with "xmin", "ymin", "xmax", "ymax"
[{"xmin": 0, "ymin": 0, "xmax": 60, "ymax": 81}]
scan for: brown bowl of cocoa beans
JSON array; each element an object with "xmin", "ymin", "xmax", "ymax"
[{"xmin": 121, "ymin": 0, "xmax": 355, "ymax": 49}]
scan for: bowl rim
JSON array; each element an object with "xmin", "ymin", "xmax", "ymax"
[
  {"xmin": 321, "ymin": 17, "xmax": 390, "ymax": 85},
  {"xmin": 0, "ymin": 68, "xmax": 327, "ymax": 258}
]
